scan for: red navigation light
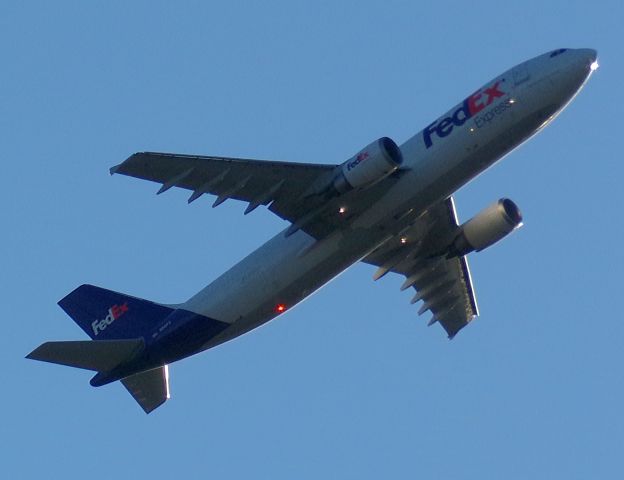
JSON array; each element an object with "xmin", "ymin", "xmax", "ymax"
[{"xmin": 276, "ymin": 304, "xmax": 286, "ymax": 313}]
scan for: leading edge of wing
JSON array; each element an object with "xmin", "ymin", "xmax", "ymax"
[{"xmin": 110, "ymin": 151, "xmax": 337, "ymax": 177}]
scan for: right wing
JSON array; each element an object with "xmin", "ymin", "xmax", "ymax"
[{"xmin": 362, "ymin": 197, "xmax": 479, "ymax": 338}]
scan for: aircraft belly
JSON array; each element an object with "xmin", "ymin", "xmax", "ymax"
[
  {"xmin": 183, "ymin": 110, "xmax": 560, "ymax": 354},
  {"xmin": 188, "ymin": 227, "xmax": 392, "ymax": 351}
]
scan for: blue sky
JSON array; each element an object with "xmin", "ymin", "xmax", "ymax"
[{"xmin": 3, "ymin": 1, "xmax": 622, "ymax": 478}]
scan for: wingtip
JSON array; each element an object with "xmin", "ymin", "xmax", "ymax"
[
  {"xmin": 111, "ymin": 152, "xmax": 144, "ymax": 175},
  {"xmin": 25, "ymin": 349, "xmax": 38, "ymax": 360}
]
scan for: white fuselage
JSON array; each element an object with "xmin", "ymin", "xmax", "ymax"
[{"xmin": 182, "ymin": 49, "xmax": 596, "ymax": 350}]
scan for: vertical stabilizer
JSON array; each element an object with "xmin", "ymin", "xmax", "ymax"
[{"xmin": 58, "ymin": 284, "xmax": 175, "ymax": 340}]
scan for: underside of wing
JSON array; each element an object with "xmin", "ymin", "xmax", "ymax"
[
  {"xmin": 112, "ymin": 151, "xmax": 401, "ymax": 239},
  {"xmin": 112, "ymin": 151, "xmax": 336, "ymax": 220},
  {"xmin": 362, "ymin": 197, "xmax": 478, "ymax": 338}
]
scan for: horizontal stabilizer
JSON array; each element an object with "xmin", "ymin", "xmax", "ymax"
[
  {"xmin": 26, "ymin": 339, "xmax": 144, "ymax": 372},
  {"xmin": 121, "ymin": 365, "xmax": 170, "ymax": 414}
]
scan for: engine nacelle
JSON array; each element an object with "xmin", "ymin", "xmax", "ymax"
[
  {"xmin": 332, "ymin": 137, "xmax": 403, "ymax": 194},
  {"xmin": 448, "ymin": 198, "xmax": 523, "ymax": 257}
]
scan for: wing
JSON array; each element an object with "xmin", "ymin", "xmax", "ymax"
[
  {"xmin": 112, "ymin": 151, "xmax": 402, "ymax": 239},
  {"xmin": 112, "ymin": 151, "xmax": 335, "ymax": 219},
  {"xmin": 362, "ymin": 197, "xmax": 479, "ymax": 338},
  {"xmin": 121, "ymin": 365, "xmax": 170, "ymax": 414}
]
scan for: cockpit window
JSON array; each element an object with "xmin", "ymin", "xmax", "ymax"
[{"xmin": 550, "ymin": 49, "xmax": 568, "ymax": 58}]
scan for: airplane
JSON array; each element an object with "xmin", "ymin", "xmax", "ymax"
[{"xmin": 28, "ymin": 48, "xmax": 598, "ymax": 413}]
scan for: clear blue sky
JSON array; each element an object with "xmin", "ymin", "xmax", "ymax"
[{"xmin": 3, "ymin": 1, "xmax": 622, "ymax": 478}]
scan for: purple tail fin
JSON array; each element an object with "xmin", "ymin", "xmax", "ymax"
[{"xmin": 58, "ymin": 284, "xmax": 174, "ymax": 340}]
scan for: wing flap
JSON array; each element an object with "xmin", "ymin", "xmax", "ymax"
[{"xmin": 121, "ymin": 365, "xmax": 170, "ymax": 414}]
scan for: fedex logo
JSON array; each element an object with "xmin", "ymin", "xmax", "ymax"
[
  {"xmin": 91, "ymin": 303, "xmax": 129, "ymax": 336},
  {"xmin": 347, "ymin": 151, "xmax": 369, "ymax": 171},
  {"xmin": 423, "ymin": 80, "xmax": 505, "ymax": 149}
]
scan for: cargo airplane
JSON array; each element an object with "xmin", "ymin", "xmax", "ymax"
[{"xmin": 28, "ymin": 48, "xmax": 598, "ymax": 413}]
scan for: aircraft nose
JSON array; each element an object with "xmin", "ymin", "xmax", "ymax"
[
  {"xmin": 574, "ymin": 48, "xmax": 598, "ymax": 72},
  {"xmin": 561, "ymin": 48, "xmax": 598, "ymax": 87},
  {"xmin": 544, "ymin": 48, "xmax": 597, "ymax": 107}
]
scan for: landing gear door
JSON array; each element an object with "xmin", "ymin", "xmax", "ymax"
[{"xmin": 513, "ymin": 63, "xmax": 530, "ymax": 86}]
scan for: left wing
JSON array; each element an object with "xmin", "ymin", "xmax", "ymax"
[
  {"xmin": 112, "ymin": 151, "xmax": 401, "ymax": 239},
  {"xmin": 362, "ymin": 197, "xmax": 479, "ymax": 338}
]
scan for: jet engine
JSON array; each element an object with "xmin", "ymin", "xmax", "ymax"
[
  {"xmin": 332, "ymin": 137, "xmax": 403, "ymax": 194},
  {"xmin": 448, "ymin": 198, "xmax": 523, "ymax": 257}
]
